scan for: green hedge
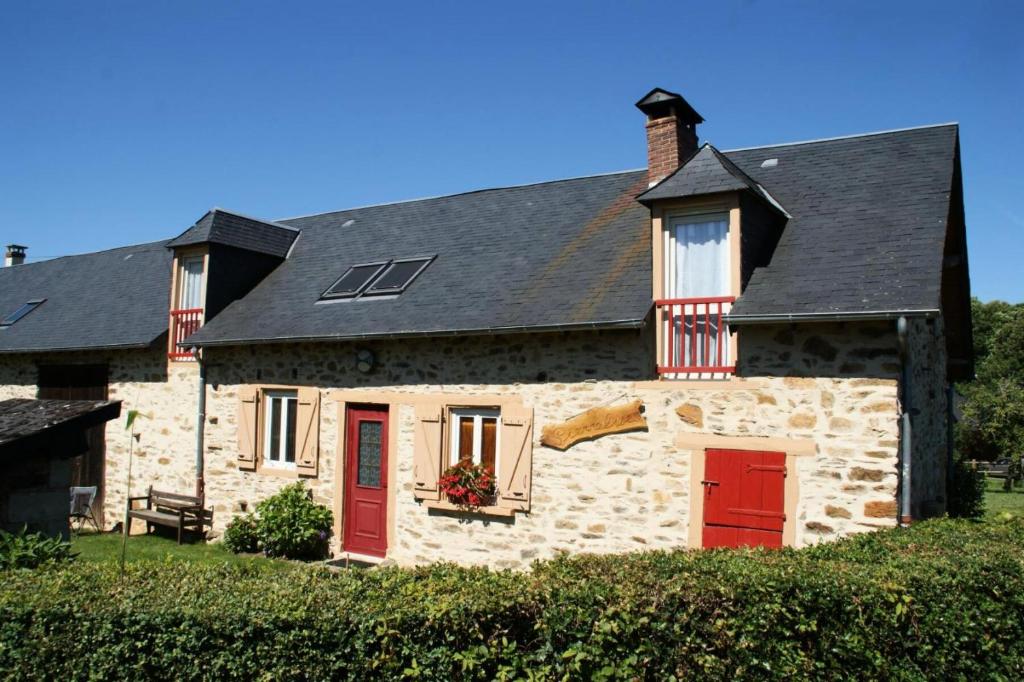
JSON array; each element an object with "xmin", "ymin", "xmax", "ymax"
[{"xmin": 1, "ymin": 519, "xmax": 1022, "ymax": 680}]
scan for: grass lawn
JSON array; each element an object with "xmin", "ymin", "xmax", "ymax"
[
  {"xmin": 984, "ymin": 476, "xmax": 1024, "ymax": 517},
  {"xmin": 72, "ymin": 531, "xmax": 290, "ymax": 570}
]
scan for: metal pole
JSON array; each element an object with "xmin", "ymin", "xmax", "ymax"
[{"xmin": 192, "ymin": 347, "xmax": 206, "ymax": 503}]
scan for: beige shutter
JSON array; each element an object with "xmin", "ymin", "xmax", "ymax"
[
  {"xmin": 237, "ymin": 387, "xmax": 259, "ymax": 471},
  {"xmin": 498, "ymin": 405, "xmax": 534, "ymax": 511},
  {"xmin": 413, "ymin": 404, "xmax": 443, "ymax": 500},
  {"xmin": 295, "ymin": 388, "xmax": 321, "ymax": 477}
]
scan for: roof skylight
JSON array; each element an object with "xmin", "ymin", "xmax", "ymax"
[
  {"xmin": 0, "ymin": 299, "xmax": 45, "ymax": 327},
  {"xmin": 320, "ymin": 257, "xmax": 434, "ymax": 301},
  {"xmin": 322, "ymin": 263, "xmax": 389, "ymax": 299}
]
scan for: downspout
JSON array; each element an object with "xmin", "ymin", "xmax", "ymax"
[
  {"xmin": 945, "ymin": 384, "xmax": 955, "ymax": 512},
  {"xmin": 192, "ymin": 346, "xmax": 206, "ymax": 502},
  {"xmin": 897, "ymin": 317, "xmax": 912, "ymax": 527}
]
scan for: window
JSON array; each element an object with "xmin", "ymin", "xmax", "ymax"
[
  {"xmin": 322, "ymin": 262, "xmax": 389, "ymax": 299},
  {"xmin": 320, "ymin": 256, "xmax": 434, "ymax": 300},
  {"xmin": 263, "ymin": 390, "xmax": 298, "ymax": 469},
  {"xmin": 449, "ymin": 408, "xmax": 500, "ymax": 475},
  {"xmin": 364, "ymin": 257, "xmax": 433, "ymax": 296},
  {"xmin": 178, "ymin": 256, "xmax": 205, "ymax": 310},
  {"xmin": 666, "ymin": 214, "xmax": 730, "ymax": 368},
  {"xmin": 0, "ymin": 299, "xmax": 44, "ymax": 327}
]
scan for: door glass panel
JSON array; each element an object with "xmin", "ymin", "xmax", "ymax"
[{"xmin": 357, "ymin": 420, "xmax": 383, "ymax": 487}]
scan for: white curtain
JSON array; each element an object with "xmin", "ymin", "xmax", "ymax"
[
  {"xmin": 670, "ymin": 218, "xmax": 729, "ymax": 369},
  {"xmin": 179, "ymin": 257, "xmax": 204, "ymax": 309}
]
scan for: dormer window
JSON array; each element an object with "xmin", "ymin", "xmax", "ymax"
[
  {"xmin": 656, "ymin": 211, "xmax": 736, "ymax": 379},
  {"xmin": 169, "ymin": 252, "xmax": 207, "ymax": 361}
]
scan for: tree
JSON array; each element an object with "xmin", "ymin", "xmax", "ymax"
[{"xmin": 956, "ymin": 299, "xmax": 1024, "ymax": 489}]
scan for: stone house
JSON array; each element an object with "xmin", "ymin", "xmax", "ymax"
[{"xmin": 0, "ymin": 87, "xmax": 971, "ymax": 567}]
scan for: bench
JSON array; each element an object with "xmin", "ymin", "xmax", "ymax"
[{"xmin": 126, "ymin": 487, "xmax": 212, "ymax": 544}]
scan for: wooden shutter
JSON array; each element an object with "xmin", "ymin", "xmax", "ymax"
[
  {"xmin": 413, "ymin": 404, "xmax": 443, "ymax": 500},
  {"xmin": 295, "ymin": 388, "xmax": 321, "ymax": 477},
  {"xmin": 237, "ymin": 387, "xmax": 259, "ymax": 471},
  {"xmin": 498, "ymin": 405, "xmax": 534, "ymax": 511}
]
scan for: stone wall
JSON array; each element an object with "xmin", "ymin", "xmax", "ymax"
[
  {"xmin": 0, "ymin": 318, "xmax": 951, "ymax": 565},
  {"xmin": 195, "ymin": 323, "xmax": 906, "ymax": 568},
  {"xmin": 0, "ymin": 348, "xmax": 199, "ymax": 528}
]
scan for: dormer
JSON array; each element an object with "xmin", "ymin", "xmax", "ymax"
[
  {"xmin": 164, "ymin": 208, "xmax": 297, "ymax": 361},
  {"xmin": 636, "ymin": 90, "xmax": 788, "ymax": 379}
]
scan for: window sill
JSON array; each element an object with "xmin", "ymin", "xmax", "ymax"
[{"xmin": 423, "ymin": 500, "xmax": 516, "ymax": 517}]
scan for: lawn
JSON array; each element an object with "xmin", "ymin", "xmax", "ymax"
[
  {"xmin": 72, "ymin": 531, "xmax": 290, "ymax": 569},
  {"xmin": 985, "ymin": 476, "xmax": 1024, "ymax": 517}
]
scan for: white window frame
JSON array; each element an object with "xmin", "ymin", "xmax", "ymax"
[
  {"xmin": 262, "ymin": 390, "xmax": 298, "ymax": 470},
  {"xmin": 449, "ymin": 408, "xmax": 500, "ymax": 475},
  {"xmin": 178, "ymin": 255, "xmax": 206, "ymax": 310}
]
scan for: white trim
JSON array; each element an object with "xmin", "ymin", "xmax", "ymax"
[
  {"xmin": 449, "ymin": 408, "xmax": 501, "ymax": 475},
  {"xmin": 722, "ymin": 122, "xmax": 958, "ymax": 153},
  {"xmin": 262, "ymin": 389, "xmax": 298, "ymax": 470}
]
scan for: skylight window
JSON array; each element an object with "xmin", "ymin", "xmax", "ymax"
[
  {"xmin": 320, "ymin": 257, "xmax": 435, "ymax": 301},
  {"xmin": 322, "ymin": 262, "xmax": 389, "ymax": 299},
  {"xmin": 0, "ymin": 299, "xmax": 45, "ymax": 327},
  {"xmin": 364, "ymin": 257, "xmax": 434, "ymax": 296}
]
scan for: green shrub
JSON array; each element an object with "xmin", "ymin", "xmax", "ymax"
[
  {"xmin": 254, "ymin": 482, "xmax": 332, "ymax": 560},
  {"xmin": 948, "ymin": 457, "xmax": 986, "ymax": 518},
  {"xmin": 222, "ymin": 513, "xmax": 260, "ymax": 554},
  {"xmin": 1, "ymin": 519, "xmax": 1022, "ymax": 680},
  {"xmin": 0, "ymin": 527, "xmax": 75, "ymax": 569}
]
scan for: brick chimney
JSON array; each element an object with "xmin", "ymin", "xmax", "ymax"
[
  {"xmin": 4, "ymin": 245, "xmax": 26, "ymax": 267},
  {"xmin": 636, "ymin": 88, "xmax": 704, "ymax": 187}
]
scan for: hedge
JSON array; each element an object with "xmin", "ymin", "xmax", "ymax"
[{"xmin": 1, "ymin": 519, "xmax": 1022, "ymax": 680}]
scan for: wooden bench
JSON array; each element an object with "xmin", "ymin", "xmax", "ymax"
[{"xmin": 126, "ymin": 487, "xmax": 212, "ymax": 544}]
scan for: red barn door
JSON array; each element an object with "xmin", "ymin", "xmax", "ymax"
[{"xmin": 702, "ymin": 449, "xmax": 786, "ymax": 549}]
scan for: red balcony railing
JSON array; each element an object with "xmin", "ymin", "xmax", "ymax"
[
  {"xmin": 656, "ymin": 296, "xmax": 736, "ymax": 376},
  {"xmin": 169, "ymin": 308, "xmax": 203, "ymax": 360}
]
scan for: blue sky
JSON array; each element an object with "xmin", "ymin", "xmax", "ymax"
[{"xmin": 1, "ymin": 1, "xmax": 1021, "ymax": 302}]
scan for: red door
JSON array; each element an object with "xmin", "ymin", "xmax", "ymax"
[
  {"xmin": 344, "ymin": 405, "xmax": 389, "ymax": 557},
  {"xmin": 702, "ymin": 449, "xmax": 786, "ymax": 549}
]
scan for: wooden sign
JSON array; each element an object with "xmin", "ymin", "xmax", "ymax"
[{"xmin": 541, "ymin": 400, "xmax": 647, "ymax": 450}]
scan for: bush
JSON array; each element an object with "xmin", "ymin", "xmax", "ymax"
[
  {"xmin": 222, "ymin": 513, "xmax": 260, "ymax": 554},
  {"xmin": 947, "ymin": 457, "xmax": 987, "ymax": 518},
  {"xmin": 248, "ymin": 482, "xmax": 332, "ymax": 560},
  {"xmin": 0, "ymin": 527, "xmax": 75, "ymax": 569},
  {"xmin": 1, "ymin": 518, "xmax": 1023, "ymax": 680}
]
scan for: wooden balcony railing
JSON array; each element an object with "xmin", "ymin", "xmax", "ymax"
[
  {"xmin": 169, "ymin": 308, "xmax": 203, "ymax": 360},
  {"xmin": 656, "ymin": 296, "xmax": 736, "ymax": 376}
]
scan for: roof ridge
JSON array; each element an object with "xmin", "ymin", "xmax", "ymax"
[
  {"xmin": 720, "ymin": 122, "xmax": 959, "ymax": 153},
  {"xmin": 276, "ymin": 168, "xmax": 646, "ymax": 222},
  {"xmin": 208, "ymin": 207, "xmax": 300, "ymax": 232},
  {"xmin": 0, "ymin": 239, "xmax": 170, "ymax": 269}
]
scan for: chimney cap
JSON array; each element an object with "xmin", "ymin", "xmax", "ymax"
[
  {"xmin": 635, "ymin": 87, "xmax": 704, "ymax": 124},
  {"xmin": 5, "ymin": 244, "xmax": 27, "ymax": 253}
]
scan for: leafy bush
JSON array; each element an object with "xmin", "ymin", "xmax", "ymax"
[
  {"xmin": 253, "ymin": 482, "xmax": 332, "ymax": 560},
  {"xmin": 0, "ymin": 527, "xmax": 75, "ymax": 569},
  {"xmin": 1, "ymin": 519, "xmax": 1023, "ymax": 680},
  {"xmin": 221, "ymin": 513, "xmax": 260, "ymax": 554},
  {"xmin": 947, "ymin": 457, "xmax": 986, "ymax": 518}
]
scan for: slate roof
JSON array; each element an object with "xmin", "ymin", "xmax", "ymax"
[
  {"xmin": 638, "ymin": 144, "xmax": 788, "ymax": 216},
  {"xmin": 0, "ymin": 398, "xmax": 121, "ymax": 459},
  {"xmin": 185, "ymin": 171, "xmax": 653, "ymax": 346},
  {"xmin": 722, "ymin": 124, "xmax": 958, "ymax": 320},
  {"xmin": 188, "ymin": 124, "xmax": 957, "ymax": 346},
  {"xmin": 166, "ymin": 208, "xmax": 297, "ymax": 258},
  {"xmin": 0, "ymin": 241, "xmax": 172, "ymax": 353}
]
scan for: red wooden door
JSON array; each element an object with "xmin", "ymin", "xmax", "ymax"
[
  {"xmin": 702, "ymin": 449, "xmax": 786, "ymax": 549},
  {"xmin": 344, "ymin": 405, "xmax": 389, "ymax": 557}
]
